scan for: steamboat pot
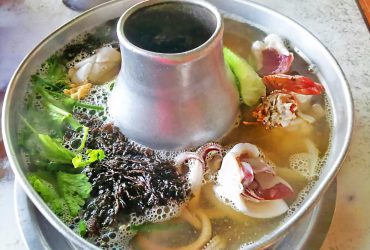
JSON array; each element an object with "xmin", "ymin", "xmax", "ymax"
[{"xmin": 2, "ymin": 0, "xmax": 353, "ymax": 249}]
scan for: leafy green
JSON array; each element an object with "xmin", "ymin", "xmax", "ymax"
[
  {"xmin": 45, "ymin": 101, "xmax": 83, "ymax": 131},
  {"xmin": 57, "ymin": 172, "xmax": 92, "ymax": 217},
  {"xmin": 78, "ymin": 220, "xmax": 88, "ymax": 237},
  {"xmin": 72, "ymin": 149, "xmax": 105, "ymax": 168},
  {"xmin": 223, "ymin": 47, "xmax": 266, "ymax": 106},
  {"xmin": 44, "ymin": 102, "xmax": 89, "ymax": 152},
  {"xmin": 38, "ymin": 134, "xmax": 76, "ymax": 164},
  {"xmin": 31, "ymin": 55, "xmax": 69, "ymax": 91},
  {"xmin": 76, "ymin": 126, "xmax": 89, "ymax": 152},
  {"xmin": 28, "ymin": 171, "xmax": 92, "ymax": 218},
  {"xmin": 28, "ymin": 171, "xmax": 65, "ymax": 215},
  {"xmin": 20, "ymin": 114, "xmax": 76, "ymax": 165},
  {"xmin": 35, "ymin": 84, "xmax": 103, "ymax": 112}
]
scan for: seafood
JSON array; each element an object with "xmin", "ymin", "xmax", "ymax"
[
  {"xmin": 68, "ymin": 47, "xmax": 121, "ymax": 85},
  {"xmin": 263, "ymin": 74, "xmax": 325, "ymax": 95},
  {"xmin": 251, "ymin": 91, "xmax": 298, "ymax": 128},
  {"xmin": 252, "ymin": 34, "xmax": 294, "ymax": 76},
  {"xmin": 214, "ymin": 143, "xmax": 293, "ymax": 218}
]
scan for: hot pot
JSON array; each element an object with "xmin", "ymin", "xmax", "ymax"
[{"xmin": 2, "ymin": 0, "xmax": 353, "ymax": 249}]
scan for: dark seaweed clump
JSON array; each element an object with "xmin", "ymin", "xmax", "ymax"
[{"xmin": 71, "ymin": 114, "xmax": 190, "ymax": 235}]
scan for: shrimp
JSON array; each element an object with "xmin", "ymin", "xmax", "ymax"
[{"xmin": 263, "ymin": 74, "xmax": 325, "ymax": 95}]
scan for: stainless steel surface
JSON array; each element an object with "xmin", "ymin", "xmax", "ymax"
[
  {"xmin": 14, "ymin": 180, "xmax": 337, "ymax": 250},
  {"xmin": 109, "ymin": 0, "xmax": 239, "ymax": 150},
  {"xmin": 63, "ymin": 0, "xmax": 112, "ymax": 11},
  {"xmin": 2, "ymin": 0, "xmax": 353, "ymax": 249}
]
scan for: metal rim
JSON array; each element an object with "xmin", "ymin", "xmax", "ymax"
[
  {"xmin": 117, "ymin": 0, "xmax": 224, "ymax": 62},
  {"xmin": 2, "ymin": 0, "xmax": 354, "ymax": 249}
]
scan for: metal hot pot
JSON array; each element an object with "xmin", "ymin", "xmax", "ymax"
[{"xmin": 2, "ymin": 0, "xmax": 353, "ymax": 249}]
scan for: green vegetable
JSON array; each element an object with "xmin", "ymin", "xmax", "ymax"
[
  {"xmin": 38, "ymin": 134, "xmax": 76, "ymax": 164},
  {"xmin": 35, "ymin": 84, "xmax": 103, "ymax": 112},
  {"xmin": 31, "ymin": 55, "xmax": 69, "ymax": 91},
  {"xmin": 57, "ymin": 172, "xmax": 92, "ymax": 217},
  {"xmin": 223, "ymin": 47, "xmax": 266, "ymax": 106},
  {"xmin": 45, "ymin": 101, "xmax": 84, "ymax": 131},
  {"xmin": 78, "ymin": 220, "xmax": 88, "ymax": 237},
  {"xmin": 28, "ymin": 171, "xmax": 91, "ymax": 218},
  {"xmin": 28, "ymin": 171, "xmax": 65, "ymax": 215},
  {"xmin": 76, "ymin": 126, "xmax": 89, "ymax": 152},
  {"xmin": 20, "ymin": 114, "xmax": 76, "ymax": 165},
  {"xmin": 72, "ymin": 149, "xmax": 105, "ymax": 168},
  {"xmin": 44, "ymin": 102, "xmax": 89, "ymax": 152}
]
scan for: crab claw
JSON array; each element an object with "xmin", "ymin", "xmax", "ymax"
[
  {"xmin": 263, "ymin": 74, "xmax": 325, "ymax": 95},
  {"xmin": 252, "ymin": 34, "xmax": 294, "ymax": 76}
]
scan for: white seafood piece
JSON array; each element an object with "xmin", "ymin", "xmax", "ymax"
[
  {"xmin": 252, "ymin": 34, "xmax": 294, "ymax": 76},
  {"xmin": 214, "ymin": 143, "xmax": 293, "ymax": 219},
  {"xmin": 69, "ymin": 47, "xmax": 121, "ymax": 85},
  {"xmin": 214, "ymin": 186, "xmax": 288, "ymax": 219},
  {"xmin": 174, "ymin": 152, "xmax": 204, "ymax": 196},
  {"xmin": 188, "ymin": 160, "xmax": 204, "ymax": 197}
]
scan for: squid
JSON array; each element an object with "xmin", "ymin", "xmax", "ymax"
[
  {"xmin": 68, "ymin": 47, "xmax": 121, "ymax": 85},
  {"xmin": 252, "ymin": 34, "xmax": 294, "ymax": 76},
  {"xmin": 214, "ymin": 143, "xmax": 294, "ymax": 219}
]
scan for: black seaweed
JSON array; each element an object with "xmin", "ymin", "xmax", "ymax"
[{"xmin": 71, "ymin": 114, "xmax": 190, "ymax": 234}]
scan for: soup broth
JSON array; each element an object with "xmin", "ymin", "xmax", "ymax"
[{"xmin": 20, "ymin": 16, "xmax": 331, "ymax": 250}]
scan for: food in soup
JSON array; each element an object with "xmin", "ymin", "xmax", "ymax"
[{"xmin": 19, "ymin": 18, "xmax": 331, "ymax": 249}]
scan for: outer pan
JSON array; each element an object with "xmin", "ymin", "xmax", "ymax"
[{"xmin": 2, "ymin": 0, "xmax": 353, "ymax": 249}]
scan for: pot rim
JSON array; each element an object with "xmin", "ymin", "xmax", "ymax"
[{"xmin": 117, "ymin": 0, "xmax": 224, "ymax": 63}]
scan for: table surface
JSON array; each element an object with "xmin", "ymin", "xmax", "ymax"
[{"xmin": 0, "ymin": 0, "xmax": 369, "ymax": 249}]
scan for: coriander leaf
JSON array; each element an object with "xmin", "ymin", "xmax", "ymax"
[
  {"xmin": 28, "ymin": 171, "xmax": 66, "ymax": 216},
  {"xmin": 38, "ymin": 134, "xmax": 76, "ymax": 164},
  {"xmin": 45, "ymin": 101, "xmax": 83, "ymax": 131},
  {"xmin": 28, "ymin": 171, "xmax": 92, "ymax": 218},
  {"xmin": 57, "ymin": 172, "xmax": 92, "ymax": 217}
]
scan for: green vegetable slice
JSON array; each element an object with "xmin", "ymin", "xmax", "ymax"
[{"xmin": 223, "ymin": 47, "xmax": 266, "ymax": 106}]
